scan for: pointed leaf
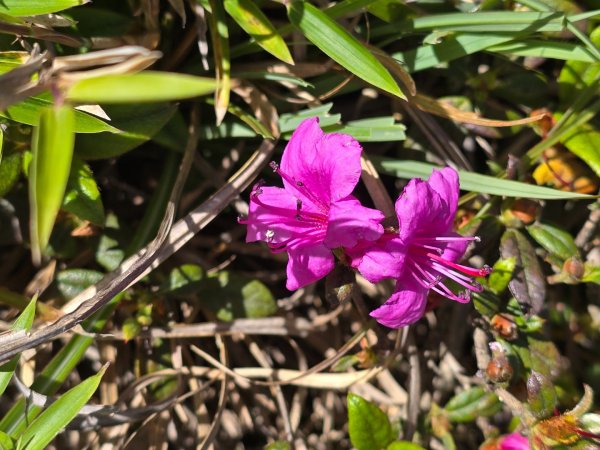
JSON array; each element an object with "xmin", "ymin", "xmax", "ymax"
[
  {"xmin": 224, "ymin": 0, "xmax": 293, "ymax": 64},
  {"xmin": 347, "ymin": 393, "xmax": 394, "ymax": 450},
  {"xmin": 20, "ymin": 365, "xmax": 106, "ymax": 450},
  {"xmin": 444, "ymin": 387, "xmax": 502, "ymax": 422},
  {"xmin": 65, "ymin": 71, "xmax": 217, "ymax": 103},
  {"xmin": 208, "ymin": 0, "xmax": 231, "ymax": 124},
  {"xmin": 29, "ymin": 105, "xmax": 75, "ymax": 265},
  {"xmin": 287, "ymin": 1, "xmax": 404, "ymax": 99},
  {"xmin": 500, "ymin": 229, "xmax": 546, "ymax": 314},
  {"xmin": 1, "ymin": 96, "xmax": 118, "ymax": 133},
  {"xmin": 526, "ymin": 223, "xmax": 579, "ymax": 261},
  {"xmin": 0, "ymin": 297, "xmax": 36, "ymax": 397},
  {"xmin": 0, "ymin": 0, "xmax": 88, "ymax": 17},
  {"xmin": 374, "ymin": 158, "xmax": 594, "ymax": 199},
  {"xmin": 527, "ymin": 370, "xmax": 557, "ymax": 419}
]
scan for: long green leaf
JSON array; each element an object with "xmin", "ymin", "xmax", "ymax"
[
  {"xmin": 287, "ymin": 1, "xmax": 404, "ymax": 99},
  {"xmin": 65, "ymin": 72, "xmax": 217, "ymax": 103},
  {"xmin": 224, "ymin": 0, "xmax": 293, "ymax": 64},
  {"xmin": 488, "ymin": 40, "xmax": 598, "ymax": 63},
  {"xmin": 29, "ymin": 105, "xmax": 75, "ymax": 265},
  {"xmin": 0, "ymin": 297, "xmax": 36, "ymax": 397},
  {"xmin": 20, "ymin": 365, "xmax": 106, "ymax": 450},
  {"xmin": 0, "ymin": 0, "xmax": 87, "ymax": 17},
  {"xmin": 209, "ymin": 0, "xmax": 231, "ymax": 125},
  {"xmin": 374, "ymin": 158, "xmax": 595, "ymax": 199},
  {"xmin": 1, "ymin": 97, "xmax": 118, "ymax": 133}
]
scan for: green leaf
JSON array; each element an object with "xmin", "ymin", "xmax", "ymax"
[
  {"xmin": 527, "ymin": 370, "xmax": 557, "ymax": 419},
  {"xmin": 0, "ymin": 0, "xmax": 87, "ymax": 17},
  {"xmin": 487, "ymin": 257, "xmax": 517, "ymax": 295},
  {"xmin": 122, "ymin": 317, "xmax": 142, "ymax": 342},
  {"xmin": 526, "ymin": 223, "xmax": 579, "ymax": 261},
  {"xmin": 208, "ymin": 0, "xmax": 231, "ymax": 125},
  {"xmin": 489, "ymin": 39, "xmax": 598, "ymax": 63},
  {"xmin": 347, "ymin": 393, "xmax": 394, "ymax": 450},
  {"xmin": 56, "ymin": 269, "xmax": 103, "ymax": 300},
  {"xmin": 201, "ymin": 272, "xmax": 277, "ymax": 321},
  {"xmin": 386, "ymin": 442, "xmax": 427, "ymax": 450},
  {"xmin": 65, "ymin": 71, "xmax": 217, "ymax": 103},
  {"xmin": 29, "ymin": 105, "xmax": 75, "ymax": 265},
  {"xmin": 95, "ymin": 214, "xmax": 125, "ymax": 271},
  {"xmin": 560, "ymin": 121, "xmax": 600, "ymax": 178},
  {"xmin": 62, "ymin": 157, "xmax": 104, "ymax": 225},
  {"xmin": 0, "ymin": 297, "xmax": 36, "ymax": 397},
  {"xmin": 374, "ymin": 158, "xmax": 595, "ymax": 199},
  {"xmin": 75, "ymin": 103, "xmax": 176, "ymax": 159},
  {"xmin": 0, "ymin": 152, "xmax": 22, "ymax": 197},
  {"xmin": 500, "ymin": 229, "xmax": 546, "ymax": 314},
  {"xmin": 326, "ymin": 117, "xmax": 406, "ymax": 142},
  {"xmin": 160, "ymin": 264, "xmax": 205, "ymax": 295},
  {"xmin": 20, "ymin": 365, "xmax": 106, "ymax": 450},
  {"xmin": 444, "ymin": 387, "xmax": 502, "ymax": 422},
  {"xmin": 393, "ymin": 33, "xmax": 515, "ymax": 73},
  {"xmin": 1, "ymin": 96, "xmax": 118, "ymax": 133},
  {"xmin": 224, "ymin": 0, "xmax": 294, "ymax": 64},
  {"xmin": 583, "ymin": 264, "xmax": 600, "ymax": 284},
  {"xmin": 287, "ymin": 1, "xmax": 404, "ymax": 99}
]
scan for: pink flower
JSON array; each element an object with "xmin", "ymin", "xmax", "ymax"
[
  {"xmin": 348, "ymin": 167, "xmax": 491, "ymax": 328},
  {"xmin": 241, "ymin": 118, "xmax": 384, "ymax": 290},
  {"xmin": 499, "ymin": 432, "xmax": 529, "ymax": 450}
]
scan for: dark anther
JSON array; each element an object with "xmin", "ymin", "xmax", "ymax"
[
  {"xmin": 296, "ymin": 181, "xmax": 304, "ymax": 187},
  {"xmin": 269, "ymin": 161, "xmax": 279, "ymax": 171},
  {"xmin": 296, "ymin": 199, "xmax": 302, "ymax": 211}
]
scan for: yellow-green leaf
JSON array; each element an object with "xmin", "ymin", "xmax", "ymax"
[
  {"xmin": 0, "ymin": 0, "xmax": 87, "ymax": 17},
  {"xmin": 287, "ymin": 1, "xmax": 404, "ymax": 99},
  {"xmin": 29, "ymin": 105, "xmax": 75, "ymax": 265},
  {"xmin": 208, "ymin": 0, "xmax": 231, "ymax": 125},
  {"xmin": 224, "ymin": 0, "xmax": 294, "ymax": 64},
  {"xmin": 65, "ymin": 72, "xmax": 217, "ymax": 104}
]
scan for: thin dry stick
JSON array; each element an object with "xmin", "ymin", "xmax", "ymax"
[{"xmin": 0, "ymin": 137, "xmax": 276, "ymax": 364}]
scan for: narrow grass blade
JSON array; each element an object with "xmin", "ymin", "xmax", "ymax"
[
  {"xmin": 19, "ymin": 365, "xmax": 106, "ymax": 450},
  {"xmin": 29, "ymin": 105, "xmax": 75, "ymax": 265},
  {"xmin": 288, "ymin": 1, "xmax": 405, "ymax": 99},
  {"xmin": 373, "ymin": 158, "xmax": 595, "ymax": 199},
  {"xmin": 488, "ymin": 40, "xmax": 598, "ymax": 63},
  {"xmin": 65, "ymin": 72, "xmax": 217, "ymax": 103},
  {"xmin": 0, "ymin": 297, "xmax": 36, "ymax": 397},
  {"xmin": 0, "ymin": 0, "xmax": 87, "ymax": 17},
  {"xmin": 208, "ymin": 0, "xmax": 231, "ymax": 125},
  {"xmin": 224, "ymin": 0, "xmax": 294, "ymax": 64}
]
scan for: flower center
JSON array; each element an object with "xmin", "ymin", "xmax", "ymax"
[{"xmin": 406, "ymin": 235, "xmax": 492, "ymax": 303}]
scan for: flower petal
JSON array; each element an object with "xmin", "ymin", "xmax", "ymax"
[
  {"xmin": 428, "ymin": 167, "xmax": 459, "ymax": 223},
  {"xmin": 370, "ymin": 277, "xmax": 428, "ymax": 328},
  {"xmin": 281, "ymin": 117, "xmax": 363, "ymax": 204},
  {"xmin": 347, "ymin": 235, "xmax": 407, "ymax": 284},
  {"xmin": 324, "ymin": 195, "xmax": 384, "ymax": 249},
  {"xmin": 440, "ymin": 232, "xmax": 470, "ymax": 263},
  {"xmin": 499, "ymin": 433, "xmax": 529, "ymax": 450},
  {"xmin": 245, "ymin": 185, "xmax": 317, "ymax": 245},
  {"xmin": 286, "ymin": 243, "xmax": 334, "ymax": 290},
  {"xmin": 395, "ymin": 177, "xmax": 451, "ymax": 242}
]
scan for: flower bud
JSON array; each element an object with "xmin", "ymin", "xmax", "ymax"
[
  {"xmin": 563, "ymin": 257, "xmax": 585, "ymax": 281},
  {"xmin": 490, "ymin": 314, "xmax": 518, "ymax": 340}
]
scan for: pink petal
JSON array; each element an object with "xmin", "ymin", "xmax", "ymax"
[
  {"xmin": 245, "ymin": 186, "xmax": 320, "ymax": 245},
  {"xmin": 348, "ymin": 236, "xmax": 407, "ymax": 284},
  {"xmin": 281, "ymin": 118, "xmax": 363, "ymax": 204},
  {"xmin": 427, "ymin": 167, "xmax": 460, "ymax": 224},
  {"xmin": 395, "ymin": 177, "xmax": 451, "ymax": 242},
  {"xmin": 370, "ymin": 277, "xmax": 428, "ymax": 328},
  {"xmin": 500, "ymin": 433, "xmax": 529, "ymax": 450},
  {"xmin": 440, "ymin": 232, "xmax": 470, "ymax": 263},
  {"xmin": 286, "ymin": 244, "xmax": 334, "ymax": 290},
  {"xmin": 323, "ymin": 195, "xmax": 384, "ymax": 249}
]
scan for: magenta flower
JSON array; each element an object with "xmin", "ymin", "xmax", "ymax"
[
  {"xmin": 499, "ymin": 432, "xmax": 529, "ymax": 450},
  {"xmin": 241, "ymin": 118, "xmax": 384, "ymax": 290},
  {"xmin": 348, "ymin": 167, "xmax": 491, "ymax": 328}
]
